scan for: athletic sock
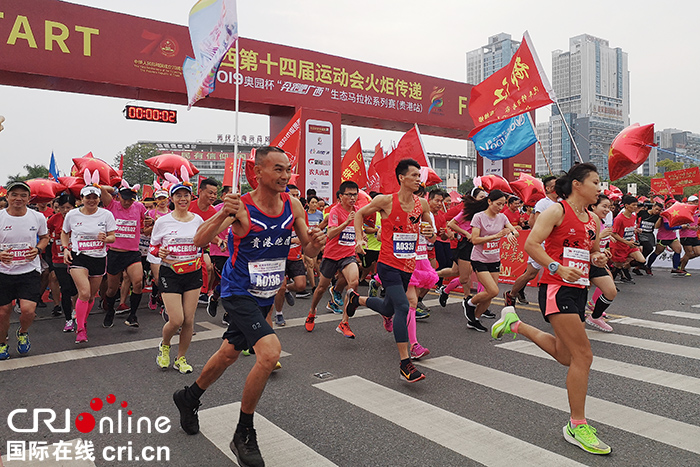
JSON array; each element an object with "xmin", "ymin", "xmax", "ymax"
[
  {"xmin": 236, "ymin": 410, "xmax": 254, "ymax": 433},
  {"xmin": 186, "ymin": 382, "xmax": 205, "ymax": 401},
  {"xmin": 673, "ymin": 252, "xmax": 681, "ymax": 269},
  {"xmin": 591, "ymin": 287, "xmax": 602, "ymax": 303},
  {"xmin": 622, "ymin": 268, "xmax": 632, "ymax": 280},
  {"xmin": 510, "ymin": 320, "xmax": 521, "ymax": 334},
  {"xmin": 646, "ymin": 252, "xmax": 658, "ymax": 267},
  {"xmin": 570, "ymin": 418, "xmax": 587, "ymax": 428},
  {"xmin": 467, "ymin": 298, "xmax": 475, "ymax": 307},
  {"xmin": 407, "ymin": 307, "xmax": 417, "ymax": 346},
  {"xmin": 129, "ymin": 293, "xmax": 142, "ymax": 318},
  {"xmin": 591, "ymin": 294, "xmax": 613, "ymax": 319},
  {"xmin": 104, "ymin": 293, "xmax": 117, "ymax": 313},
  {"xmin": 87, "ymin": 300, "xmax": 94, "ymax": 318},
  {"xmin": 444, "ymin": 278, "xmax": 460, "ymax": 294},
  {"xmin": 75, "ymin": 299, "xmax": 90, "ymax": 331}
]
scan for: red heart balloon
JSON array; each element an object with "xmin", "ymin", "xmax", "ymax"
[
  {"xmin": 72, "ymin": 154, "xmax": 119, "ymax": 185},
  {"xmin": 144, "ymin": 154, "xmax": 199, "ymax": 179},
  {"xmin": 26, "ymin": 179, "xmax": 67, "ymax": 203},
  {"xmin": 661, "ymin": 202, "xmax": 697, "ymax": 228},
  {"xmin": 608, "ymin": 123, "xmax": 655, "ymax": 181},
  {"xmin": 510, "ymin": 173, "xmax": 545, "ymax": 205}
]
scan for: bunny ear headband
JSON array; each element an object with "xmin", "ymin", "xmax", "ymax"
[
  {"xmin": 80, "ymin": 170, "xmax": 102, "ymax": 197},
  {"xmin": 120, "ymin": 179, "xmax": 141, "ymax": 193},
  {"xmin": 164, "ymin": 165, "xmax": 193, "ymax": 197}
]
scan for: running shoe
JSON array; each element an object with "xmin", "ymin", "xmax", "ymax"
[
  {"xmin": 173, "ymin": 356, "xmax": 193, "ymax": 374},
  {"xmin": 148, "ymin": 294, "xmax": 158, "ymax": 310},
  {"xmin": 346, "ymin": 290, "xmax": 360, "ymax": 317},
  {"xmin": 645, "ymin": 265, "xmax": 653, "ymax": 275},
  {"xmin": 678, "ymin": 270, "xmax": 691, "ymax": 277},
  {"xmin": 206, "ymin": 295, "xmax": 218, "ymax": 318},
  {"xmin": 242, "ymin": 349, "xmax": 251, "ymax": 356},
  {"xmin": 466, "ymin": 318, "xmax": 487, "ymax": 332},
  {"xmin": 336, "ymin": 322, "xmax": 355, "ymax": 339},
  {"xmin": 284, "ymin": 290, "xmax": 295, "ymax": 306},
  {"xmin": 563, "ymin": 422, "xmax": 612, "ymax": 455},
  {"xmin": 491, "ymin": 306, "xmax": 520, "ymax": 340},
  {"xmin": 462, "ymin": 298, "xmax": 476, "ymax": 322},
  {"xmin": 74, "ymin": 327, "xmax": 87, "ymax": 343},
  {"xmin": 173, "ymin": 387, "xmax": 201, "ymax": 435},
  {"xmin": 230, "ymin": 427, "xmax": 264, "ymax": 467},
  {"xmin": 383, "ymin": 315, "xmax": 394, "ymax": 333},
  {"xmin": 585, "ymin": 299, "xmax": 595, "ymax": 313},
  {"xmin": 620, "ymin": 276, "xmax": 635, "ymax": 284},
  {"xmin": 274, "ymin": 313, "xmax": 286, "ymax": 326},
  {"xmin": 517, "ymin": 290, "xmax": 529, "ymax": 305},
  {"xmin": 326, "ymin": 300, "xmax": 343, "ymax": 314},
  {"xmin": 16, "ymin": 330, "xmax": 30, "ymax": 354},
  {"xmin": 368, "ymin": 279, "xmax": 380, "ymax": 298},
  {"xmin": 504, "ymin": 290, "xmax": 516, "ymax": 307},
  {"xmin": 274, "ymin": 361, "xmax": 282, "ymax": 371},
  {"xmin": 631, "ymin": 267, "xmax": 643, "ymax": 276},
  {"xmin": 438, "ymin": 286, "xmax": 449, "ymax": 307},
  {"xmin": 51, "ymin": 305, "xmax": 62, "ymax": 317},
  {"xmin": 63, "ymin": 320, "xmax": 75, "ymax": 333},
  {"xmin": 400, "ymin": 361, "xmax": 425, "ymax": 383},
  {"xmin": 36, "ymin": 301, "xmax": 47, "ymax": 308},
  {"xmin": 198, "ymin": 293, "xmax": 209, "ymax": 304},
  {"xmin": 671, "ymin": 268, "xmax": 682, "ymax": 275},
  {"xmin": 417, "ymin": 300, "xmax": 432, "ymax": 315},
  {"xmin": 103, "ymin": 311, "xmax": 115, "ymax": 328},
  {"xmin": 586, "ymin": 316, "xmax": 613, "ymax": 332},
  {"xmin": 305, "ymin": 313, "xmax": 316, "ymax": 332},
  {"xmin": 157, "ymin": 342, "xmax": 170, "ymax": 370},
  {"xmin": 124, "ymin": 315, "xmax": 139, "ymax": 327},
  {"xmin": 115, "ymin": 303, "xmax": 130, "ymax": 315},
  {"xmin": 329, "ymin": 286, "xmax": 344, "ymax": 308},
  {"xmin": 162, "ymin": 308, "xmax": 170, "ymax": 323},
  {"xmin": 410, "ymin": 343, "xmax": 430, "ymax": 360},
  {"xmin": 481, "ymin": 310, "xmax": 496, "ymax": 319},
  {"xmin": 0, "ymin": 343, "xmax": 8, "ymax": 360},
  {"xmin": 296, "ymin": 289, "xmax": 312, "ymax": 299},
  {"xmin": 415, "ymin": 307, "xmax": 430, "ymax": 320},
  {"xmin": 14, "ymin": 302, "xmax": 21, "ymax": 314},
  {"xmin": 221, "ymin": 312, "xmax": 230, "ymax": 325}
]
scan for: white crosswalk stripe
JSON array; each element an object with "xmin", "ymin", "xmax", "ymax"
[
  {"xmin": 608, "ymin": 317, "xmax": 700, "ymax": 336},
  {"xmin": 314, "ymin": 375, "xmax": 586, "ymax": 467},
  {"xmin": 586, "ymin": 329, "xmax": 700, "ymax": 360},
  {"xmin": 653, "ymin": 310, "xmax": 700, "ymax": 320}
]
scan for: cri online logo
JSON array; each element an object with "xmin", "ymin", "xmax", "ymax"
[
  {"xmin": 428, "ymin": 86, "xmax": 445, "ymax": 114},
  {"xmin": 7, "ymin": 394, "xmax": 170, "ymax": 434}
]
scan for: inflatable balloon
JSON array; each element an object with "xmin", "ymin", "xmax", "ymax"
[
  {"xmin": 72, "ymin": 154, "xmax": 119, "ymax": 185},
  {"xmin": 419, "ymin": 167, "xmax": 442, "ymax": 187},
  {"xmin": 478, "ymin": 174, "xmax": 513, "ymax": 194},
  {"xmin": 661, "ymin": 202, "xmax": 697, "ymax": 228},
  {"xmin": 608, "ymin": 123, "xmax": 655, "ymax": 181},
  {"xmin": 145, "ymin": 154, "xmax": 199, "ymax": 179},
  {"xmin": 510, "ymin": 173, "xmax": 545, "ymax": 206},
  {"xmin": 58, "ymin": 176, "xmax": 85, "ymax": 198},
  {"xmin": 26, "ymin": 179, "xmax": 66, "ymax": 203}
]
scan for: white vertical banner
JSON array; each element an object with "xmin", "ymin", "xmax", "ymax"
[
  {"xmin": 482, "ymin": 157, "xmax": 503, "ymax": 177},
  {"xmin": 305, "ymin": 120, "xmax": 334, "ymax": 203}
]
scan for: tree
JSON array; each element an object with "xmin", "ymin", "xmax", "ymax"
[
  {"xmin": 457, "ymin": 178, "xmax": 474, "ymax": 194},
  {"xmin": 610, "ymin": 173, "xmax": 652, "ymax": 197},
  {"xmin": 115, "ymin": 144, "xmax": 160, "ymax": 188},
  {"xmin": 6, "ymin": 164, "xmax": 50, "ymax": 183}
]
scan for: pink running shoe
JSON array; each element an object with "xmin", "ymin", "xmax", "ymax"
[
  {"xmin": 75, "ymin": 329, "xmax": 88, "ymax": 343},
  {"xmin": 63, "ymin": 320, "xmax": 75, "ymax": 333},
  {"xmin": 410, "ymin": 343, "xmax": 430, "ymax": 360},
  {"xmin": 383, "ymin": 316, "xmax": 393, "ymax": 333},
  {"xmin": 586, "ymin": 316, "xmax": 613, "ymax": 333}
]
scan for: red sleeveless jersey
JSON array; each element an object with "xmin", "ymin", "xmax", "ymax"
[
  {"xmin": 539, "ymin": 200, "xmax": 598, "ymax": 289},
  {"xmin": 379, "ymin": 194, "xmax": 422, "ymax": 272}
]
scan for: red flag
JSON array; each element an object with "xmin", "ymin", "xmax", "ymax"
[
  {"xmin": 468, "ymin": 31, "xmax": 555, "ymax": 138},
  {"xmin": 142, "ymin": 185, "xmax": 154, "ymax": 199},
  {"xmin": 367, "ymin": 143, "xmax": 384, "ymax": 192},
  {"xmin": 389, "ymin": 124, "xmax": 430, "ymax": 168},
  {"xmin": 270, "ymin": 109, "xmax": 302, "ymax": 173},
  {"xmin": 223, "ymin": 157, "xmax": 236, "ymax": 186},
  {"xmin": 608, "ymin": 123, "xmax": 655, "ymax": 181},
  {"xmin": 245, "ymin": 149, "xmax": 258, "ymax": 189},
  {"xmin": 375, "ymin": 149, "xmax": 400, "ymax": 194},
  {"xmin": 340, "ymin": 138, "xmax": 368, "ymax": 188}
]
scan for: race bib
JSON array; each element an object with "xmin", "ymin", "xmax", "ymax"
[
  {"xmin": 338, "ymin": 226, "xmax": 356, "ymax": 246},
  {"xmin": 640, "ymin": 220, "xmax": 655, "ymax": 233},
  {"xmin": 1, "ymin": 243, "xmax": 32, "ymax": 265},
  {"xmin": 623, "ymin": 226, "xmax": 636, "ymax": 241},
  {"xmin": 115, "ymin": 219, "xmax": 138, "ymax": 239},
  {"xmin": 139, "ymin": 235, "xmax": 151, "ymax": 255},
  {"xmin": 483, "ymin": 240, "xmax": 500, "ymax": 256},
  {"xmin": 393, "ymin": 232, "xmax": 417, "ymax": 259},
  {"xmin": 76, "ymin": 235, "xmax": 105, "ymax": 254},
  {"xmin": 562, "ymin": 247, "xmax": 590, "ymax": 286},
  {"xmin": 165, "ymin": 237, "xmax": 198, "ymax": 261},
  {"xmin": 247, "ymin": 258, "xmax": 286, "ymax": 298}
]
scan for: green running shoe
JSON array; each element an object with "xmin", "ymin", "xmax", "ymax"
[
  {"xmin": 491, "ymin": 306, "xmax": 520, "ymax": 340},
  {"xmin": 173, "ymin": 356, "xmax": 193, "ymax": 374},
  {"xmin": 563, "ymin": 422, "xmax": 611, "ymax": 455},
  {"xmin": 156, "ymin": 342, "xmax": 170, "ymax": 370}
]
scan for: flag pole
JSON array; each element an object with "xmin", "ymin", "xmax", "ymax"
[
  {"xmin": 232, "ymin": 40, "xmax": 240, "ymax": 194},
  {"xmin": 554, "ymin": 101, "xmax": 584, "ymax": 164},
  {"xmin": 526, "ymin": 113, "xmax": 553, "ymax": 175}
]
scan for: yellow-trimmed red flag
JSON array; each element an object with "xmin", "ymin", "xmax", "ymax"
[{"xmin": 340, "ymin": 138, "xmax": 368, "ymax": 188}]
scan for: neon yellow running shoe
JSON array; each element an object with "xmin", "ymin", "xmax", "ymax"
[
  {"xmin": 491, "ymin": 306, "xmax": 520, "ymax": 340},
  {"xmin": 173, "ymin": 356, "xmax": 193, "ymax": 374},
  {"xmin": 563, "ymin": 422, "xmax": 611, "ymax": 455},
  {"xmin": 156, "ymin": 342, "xmax": 170, "ymax": 370}
]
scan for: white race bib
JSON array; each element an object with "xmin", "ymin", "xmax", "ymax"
[
  {"xmin": 247, "ymin": 259, "xmax": 286, "ymax": 298},
  {"xmin": 562, "ymin": 247, "xmax": 590, "ymax": 286},
  {"xmin": 392, "ymin": 232, "xmax": 417, "ymax": 259},
  {"xmin": 338, "ymin": 226, "xmax": 355, "ymax": 246}
]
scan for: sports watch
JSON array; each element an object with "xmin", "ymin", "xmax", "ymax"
[{"xmin": 547, "ymin": 261, "xmax": 560, "ymax": 274}]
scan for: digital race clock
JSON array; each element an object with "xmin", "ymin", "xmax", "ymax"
[{"xmin": 124, "ymin": 105, "xmax": 177, "ymax": 124}]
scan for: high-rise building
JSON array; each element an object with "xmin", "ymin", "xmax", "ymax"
[
  {"xmin": 465, "ymin": 33, "xmax": 521, "ymax": 170},
  {"xmin": 538, "ymin": 34, "xmax": 630, "ymax": 179},
  {"xmin": 654, "ymin": 128, "xmax": 700, "ymax": 173}
]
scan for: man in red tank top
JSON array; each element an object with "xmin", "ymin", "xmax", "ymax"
[{"xmin": 349, "ymin": 159, "xmax": 435, "ymax": 383}]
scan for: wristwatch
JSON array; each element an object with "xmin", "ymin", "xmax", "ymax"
[{"xmin": 547, "ymin": 261, "xmax": 560, "ymax": 274}]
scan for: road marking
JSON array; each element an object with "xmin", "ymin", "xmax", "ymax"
[
  {"xmin": 692, "ymin": 304, "xmax": 700, "ymax": 308},
  {"xmin": 199, "ymin": 401, "xmax": 337, "ymax": 466},
  {"xmin": 586, "ymin": 330, "xmax": 700, "ymax": 360},
  {"xmin": 1, "ymin": 438, "xmax": 96, "ymax": 466},
  {"xmin": 607, "ymin": 317, "xmax": 700, "ymax": 337},
  {"xmin": 654, "ymin": 310, "xmax": 700, "ymax": 320},
  {"xmin": 314, "ymin": 375, "xmax": 585, "ymax": 467},
  {"xmin": 417, "ymin": 356, "xmax": 700, "ymax": 455},
  {"xmin": 496, "ymin": 340, "xmax": 700, "ymax": 396},
  {"xmin": 0, "ymin": 322, "xmax": 289, "ymax": 373}
]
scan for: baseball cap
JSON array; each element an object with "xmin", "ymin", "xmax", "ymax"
[
  {"xmin": 169, "ymin": 183, "xmax": 193, "ymax": 197},
  {"xmin": 80, "ymin": 185, "xmax": 101, "ymax": 197},
  {"xmin": 688, "ymin": 195, "xmax": 698, "ymax": 202},
  {"xmin": 118, "ymin": 187, "xmax": 137, "ymax": 200},
  {"xmin": 154, "ymin": 190, "xmax": 168, "ymax": 199},
  {"xmin": 6, "ymin": 181, "xmax": 30, "ymax": 194}
]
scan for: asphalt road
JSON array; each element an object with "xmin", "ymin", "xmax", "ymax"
[{"xmin": 1, "ymin": 267, "xmax": 700, "ymax": 466}]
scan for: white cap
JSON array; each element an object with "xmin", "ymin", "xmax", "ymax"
[
  {"xmin": 688, "ymin": 195, "xmax": 698, "ymax": 202},
  {"xmin": 80, "ymin": 185, "xmax": 101, "ymax": 197},
  {"xmin": 154, "ymin": 190, "xmax": 168, "ymax": 199}
]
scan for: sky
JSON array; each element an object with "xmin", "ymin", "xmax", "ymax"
[{"xmin": 0, "ymin": 0, "xmax": 697, "ymax": 183}]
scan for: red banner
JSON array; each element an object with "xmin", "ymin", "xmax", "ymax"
[
  {"xmin": 367, "ymin": 143, "xmax": 383, "ymax": 192},
  {"xmin": 650, "ymin": 178, "xmax": 674, "ymax": 195},
  {"xmin": 468, "ymin": 31, "xmax": 555, "ymax": 138},
  {"xmin": 664, "ymin": 167, "xmax": 700, "ymax": 190},
  {"xmin": 270, "ymin": 109, "xmax": 302, "ymax": 172},
  {"xmin": 340, "ymin": 138, "xmax": 368, "ymax": 188},
  {"xmin": 498, "ymin": 230, "xmax": 537, "ymax": 286}
]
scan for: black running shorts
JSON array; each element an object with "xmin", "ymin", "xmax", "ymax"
[
  {"xmin": 538, "ymin": 283, "xmax": 587, "ymax": 323},
  {"xmin": 0, "ymin": 271, "xmax": 41, "ymax": 306},
  {"xmin": 70, "ymin": 253, "xmax": 106, "ymax": 277},
  {"xmin": 158, "ymin": 265, "xmax": 203, "ymax": 295},
  {"xmin": 221, "ymin": 294, "xmax": 274, "ymax": 351},
  {"xmin": 319, "ymin": 256, "xmax": 357, "ymax": 279},
  {"xmin": 106, "ymin": 250, "xmax": 142, "ymax": 276}
]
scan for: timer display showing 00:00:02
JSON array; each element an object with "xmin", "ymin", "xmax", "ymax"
[{"xmin": 124, "ymin": 105, "xmax": 177, "ymax": 124}]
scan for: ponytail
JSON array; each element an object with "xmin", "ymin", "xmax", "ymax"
[{"xmin": 555, "ymin": 163, "xmax": 598, "ymax": 199}]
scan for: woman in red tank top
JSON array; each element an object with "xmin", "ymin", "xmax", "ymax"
[{"xmin": 491, "ymin": 163, "xmax": 613, "ymax": 455}]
